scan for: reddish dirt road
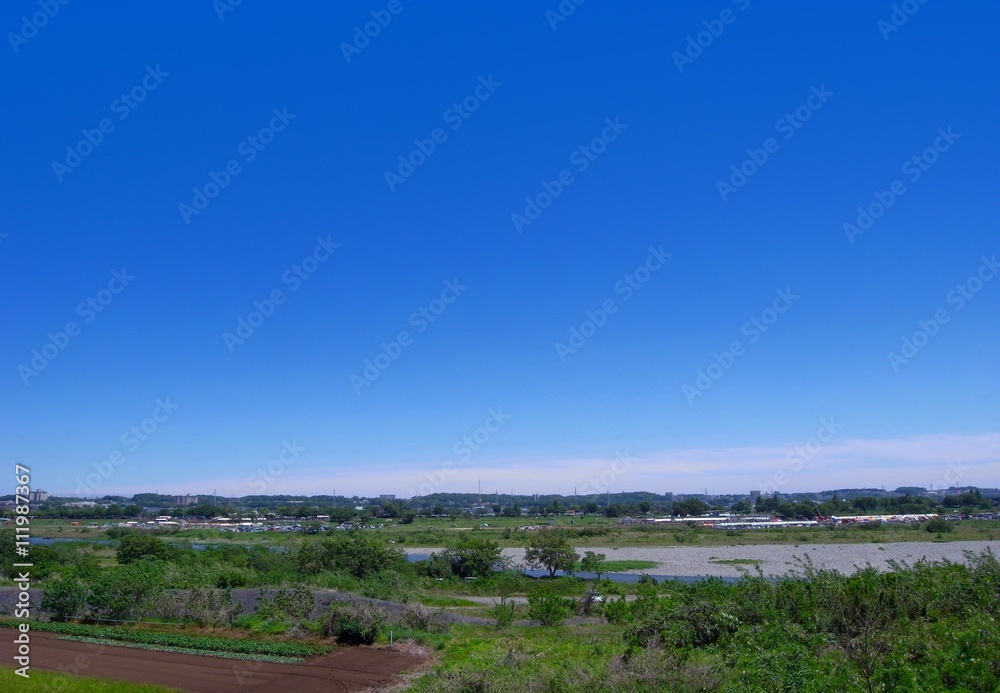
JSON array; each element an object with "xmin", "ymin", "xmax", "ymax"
[{"xmin": 1, "ymin": 631, "xmax": 425, "ymax": 692}]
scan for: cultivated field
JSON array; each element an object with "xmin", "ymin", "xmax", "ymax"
[{"xmin": 0, "ymin": 631, "xmax": 424, "ymax": 692}]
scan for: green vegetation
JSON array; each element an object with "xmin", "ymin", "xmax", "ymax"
[
  {"xmin": 525, "ymin": 590, "xmax": 575, "ymax": 626},
  {"xmin": 7, "ymin": 510, "xmax": 1000, "ymax": 691},
  {"xmin": 524, "ymin": 529, "xmax": 578, "ymax": 576},
  {"xmin": 925, "ymin": 517, "xmax": 956, "ymax": 533},
  {"xmin": 322, "ymin": 602, "xmax": 385, "ymax": 645},
  {"xmin": 0, "ymin": 620, "xmax": 328, "ymax": 657},
  {"xmin": 598, "ymin": 559, "xmax": 658, "ymax": 571},
  {"xmin": 708, "ymin": 558, "xmax": 763, "ymax": 566},
  {"xmin": 430, "ymin": 535, "xmax": 508, "ymax": 578},
  {"xmin": 579, "ymin": 550, "xmax": 607, "ymax": 578},
  {"xmin": 116, "ymin": 533, "xmax": 174, "ymax": 564},
  {"xmin": 58, "ymin": 636, "xmax": 305, "ymax": 663},
  {"xmin": 411, "ymin": 550, "xmax": 1000, "ymax": 692},
  {"xmin": 0, "ymin": 667, "xmax": 179, "ymax": 692}
]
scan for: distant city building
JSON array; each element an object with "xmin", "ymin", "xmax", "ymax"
[
  {"xmin": 28, "ymin": 490, "xmax": 50, "ymax": 502},
  {"xmin": 174, "ymin": 495, "xmax": 199, "ymax": 506},
  {"xmin": 663, "ymin": 492, "xmax": 674, "ymax": 501},
  {"xmin": 749, "ymin": 490, "xmax": 761, "ymax": 501},
  {"xmin": 380, "ymin": 494, "xmax": 396, "ymax": 500}
]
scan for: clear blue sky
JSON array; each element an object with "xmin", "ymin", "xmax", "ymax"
[{"xmin": 3, "ymin": 1, "xmax": 998, "ymax": 498}]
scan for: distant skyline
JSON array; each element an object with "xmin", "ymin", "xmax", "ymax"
[{"xmin": 4, "ymin": 2, "xmax": 998, "ymax": 499}]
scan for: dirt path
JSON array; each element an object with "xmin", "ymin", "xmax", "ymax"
[{"xmin": 0, "ymin": 631, "xmax": 425, "ymax": 692}]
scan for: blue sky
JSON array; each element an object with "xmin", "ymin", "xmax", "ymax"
[{"xmin": 3, "ymin": 1, "xmax": 998, "ymax": 499}]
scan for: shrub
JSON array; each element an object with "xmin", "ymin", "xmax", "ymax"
[
  {"xmin": 255, "ymin": 588, "xmax": 314, "ymax": 621},
  {"xmin": 182, "ymin": 588, "xmax": 243, "ymax": 627},
  {"xmin": 602, "ymin": 598, "xmax": 633, "ymax": 625},
  {"xmin": 925, "ymin": 517, "xmax": 955, "ymax": 533},
  {"xmin": 526, "ymin": 590, "xmax": 574, "ymax": 626},
  {"xmin": 489, "ymin": 597, "xmax": 519, "ymax": 628},
  {"xmin": 360, "ymin": 570, "xmax": 412, "ymax": 603},
  {"xmin": 322, "ymin": 603, "xmax": 385, "ymax": 645}
]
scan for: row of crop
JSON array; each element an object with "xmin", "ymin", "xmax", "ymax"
[
  {"xmin": 0, "ymin": 620, "xmax": 328, "ymax": 657},
  {"xmin": 61, "ymin": 636, "xmax": 304, "ymax": 663}
]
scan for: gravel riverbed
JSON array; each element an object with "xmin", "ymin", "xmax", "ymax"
[{"xmin": 405, "ymin": 540, "xmax": 1000, "ymax": 578}]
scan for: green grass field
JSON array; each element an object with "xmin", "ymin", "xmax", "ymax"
[
  {"xmin": 0, "ymin": 667, "xmax": 179, "ymax": 692},
  {"xmin": 598, "ymin": 560, "xmax": 658, "ymax": 571}
]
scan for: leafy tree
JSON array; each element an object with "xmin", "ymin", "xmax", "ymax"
[
  {"xmin": 0, "ymin": 530, "xmax": 58, "ymax": 580},
  {"xmin": 502, "ymin": 504, "xmax": 520, "ymax": 517},
  {"xmin": 89, "ymin": 562, "xmax": 166, "ymax": 620},
  {"xmin": 399, "ymin": 510, "xmax": 417, "ymax": 524},
  {"xmin": 296, "ymin": 533, "xmax": 405, "ymax": 578},
  {"xmin": 438, "ymin": 536, "xmax": 507, "ymax": 578},
  {"xmin": 42, "ymin": 578, "xmax": 88, "ymax": 620},
  {"xmin": 116, "ymin": 533, "xmax": 172, "ymax": 564},
  {"xmin": 420, "ymin": 552, "xmax": 455, "ymax": 579},
  {"xmin": 637, "ymin": 501, "xmax": 652, "ymax": 514},
  {"xmin": 580, "ymin": 551, "xmax": 607, "ymax": 580},
  {"xmin": 853, "ymin": 496, "xmax": 880, "ymax": 512},
  {"xmin": 330, "ymin": 507, "xmax": 356, "ymax": 523},
  {"xmin": 943, "ymin": 489, "xmax": 994, "ymax": 510},
  {"xmin": 524, "ymin": 529, "xmax": 578, "ymax": 577},
  {"xmin": 671, "ymin": 498, "xmax": 709, "ymax": 517}
]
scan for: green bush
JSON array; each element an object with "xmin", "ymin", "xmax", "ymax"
[
  {"xmin": 0, "ymin": 620, "xmax": 326, "ymax": 657},
  {"xmin": 254, "ymin": 588, "xmax": 314, "ymax": 621},
  {"xmin": 117, "ymin": 533, "xmax": 173, "ymax": 564},
  {"xmin": 489, "ymin": 597, "xmax": 519, "ymax": 628},
  {"xmin": 925, "ymin": 517, "xmax": 955, "ymax": 533},
  {"xmin": 181, "ymin": 588, "xmax": 243, "ymax": 627},
  {"xmin": 602, "ymin": 598, "xmax": 633, "ymax": 625},
  {"xmin": 322, "ymin": 603, "xmax": 385, "ymax": 645},
  {"xmin": 526, "ymin": 590, "xmax": 575, "ymax": 626},
  {"xmin": 296, "ymin": 533, "xmax": 406, "ymax": 578},
  {"xmin": 88, "ymin": 562, "xmax": 166, "ymax": 621},
  {"xmin": 435, "ymin": 536, "xmax": 507, "ymax": 578}
]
